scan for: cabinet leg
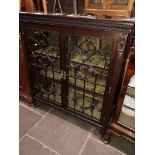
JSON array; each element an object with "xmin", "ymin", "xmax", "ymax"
[
  {"xmin": 101, "ymin": 127, "xmax": 111, "ymax": 144},
  {"xmin": 24, "ymin": 93, "xmax": 34, "ymax": 107},
  {"xmin": 19, "ymin": 91, "xmax": 34, "ymax": 106},
  {"xmin": 102, "ymin": 130, "xmax": 111, "ymax": 144},
  {"xmin": 25, "ymin": 97, "xmax": 37, "ymax": 108},
  {"xmin": 26, "ymin": 96, "xmax": 33, "ymax": 106}
]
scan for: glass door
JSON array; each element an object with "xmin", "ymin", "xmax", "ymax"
[
  {"xmin": 64, "ymin": 31, "xmax": 116, "ymax": 123},
  {"xmin": 24, "ymin": 27, "xmax": 62, "ymax": 105}
]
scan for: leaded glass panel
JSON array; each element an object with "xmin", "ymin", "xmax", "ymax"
[
  {"xmin": 67, "ymin": 34, "xmax": 114, "ymax": 120},
  {"xmin": 26, "ymin": 29, "xmax": 61, "ymax": 105}
]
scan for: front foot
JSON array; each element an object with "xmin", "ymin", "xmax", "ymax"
[{"xmin": 102, "ymin": 130, "xmax": 111, "ymax": 144}]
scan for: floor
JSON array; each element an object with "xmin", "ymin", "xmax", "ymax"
[{"xmin": 19, "ymin": 101, "xmax": 135, "ymax": 155}]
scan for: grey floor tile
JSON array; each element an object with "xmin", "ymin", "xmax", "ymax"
[
  {"xmin": 81, "ymin": 139, "xmax": 125, "ymax": 155},
  {"xmin": 50, "ymin": 108, "xmax": 94, "ymax": 132},
  {"xmin": 20, "ymin": 136, "xmax": 57, "ymax": 155},
  {"xmin": 90, "ymin": 126, "xmax": 135, "ymax": 155},
  {"xmin": 19, "ymin": 105, "xmax": 42, "ymax": 139},
  {"xmin": 90, "ymin": 126, "xmax": 103, "ymax": 140},
  {"xmin": 20, "ymin": 100, "xmax": 51, "ymax": 115},
  {"xmin": 109, "ymin": 136, "xmax": 135, "ymax": 155},
  {"xmin": 19, "ymin": 101, "xmax": 134, "ymax": 155},
  {"xmin": 29, "ymin": 109, "xmax": 90, "ymax": 155}
]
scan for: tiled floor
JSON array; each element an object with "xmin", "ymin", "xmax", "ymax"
[{"xmin": 19, "ymin": 101, "xmax": 135, "ymax": 155}]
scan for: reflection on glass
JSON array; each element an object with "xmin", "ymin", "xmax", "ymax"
[
  {"xmin": 112, "ymin": 0, "xmax": 128, "ymax": 5},
  {"xmin": 118, "ymin": 97, "xmax": 135, "ymax": 129},
  {"xmin": 89, "ymin": 0, "xmax": 103, "ymax": 4},
  {"xmin": 118, "ymin": 75, "xmax": 135, "ymax": 129}
]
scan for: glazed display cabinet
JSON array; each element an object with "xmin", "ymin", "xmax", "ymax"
[
  {"xmin": 84, "ymin": 0, "xmax": 135, "ymax": 17},
  {"xmin": 20, "ymin": 12, "xmax": 134, "ymax": 139}
]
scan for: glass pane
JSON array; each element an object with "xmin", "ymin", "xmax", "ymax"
[
  {"xmin": 112, "ymin": 0, "xmax": 128, "ymax": 5},
  {"xmin": 89, "ymin": 0, "xmax": 103, "ymax": 4},
  {"xmin": 118, "ymin": 105, "xmax": 135, "ymax": 129},
  {"xmin": 126, "ymin": 86, "xmax": 135, "ymax": 97},
  {"xmin": 118, "ymin": 75, "xmax": 135, "ymax": 129},
  {"xmin": 67, "ymin": 34, "xmax": 114, "ymax": 120},
  {"xmin": 123, "ymin": 95, "xmax": 135, "ymax": 109}
]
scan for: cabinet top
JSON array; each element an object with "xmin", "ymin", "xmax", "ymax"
[{"xmin": 19, "ymin": 12, "xmax": 134, "ymax": 32}]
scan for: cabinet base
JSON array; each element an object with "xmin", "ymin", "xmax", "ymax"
[{"xmin": 108, "ymin": 122, "xmax": 135, "ymax": 142}]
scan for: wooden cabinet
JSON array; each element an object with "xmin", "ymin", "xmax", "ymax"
[
  {"xmin": 108, "ymin": 45, "xmax": 135, "ymax": 141},
  {"xmin": 19, "ymin": 13, "xmax": 134, "ymax": 140},
  {"xmin": 84, "ymin": 0, "xmax": 135, "ymax": 17},
  {"xmin": 20, "ymin": 0, "xmax": 35, "ymax": 12}
]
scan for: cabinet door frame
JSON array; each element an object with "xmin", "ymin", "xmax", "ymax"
[{"xmin": 19, "ymin": 28, "xmax": 33, "ymax": 104}]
